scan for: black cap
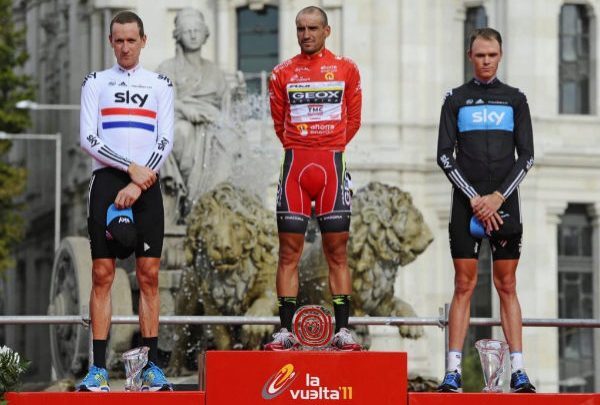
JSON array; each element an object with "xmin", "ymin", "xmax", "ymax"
[
  {"xmin": 490, "ymin": 210, "xmax": 522, "ymax": 239},
  {"xmin": 106, "ymin": 204, "xmax": 136, "ymax": 259}
]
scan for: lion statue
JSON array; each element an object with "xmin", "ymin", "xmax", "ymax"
[
  {"xmin": 168, "ymin": 183, "xmax": 278, "ymax": 373},
  {"xmin": 298, "ymin": 181, "xmax": 434, "ymax": 339}
]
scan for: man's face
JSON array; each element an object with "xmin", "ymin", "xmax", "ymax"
[
  {"xmin": 179, "ymin": 17, "xmax": 207, "ymax": 52},
  {"xmin": 468, "ymin": 37, "xmax": 502, "ymax": 82},
  {"xmin": 296, "ymin": 12, "xmax": 330, "ymax": 55},
  {"xmin": 110, "ymin": 22, "xmax": 146, "ymax": 70}
]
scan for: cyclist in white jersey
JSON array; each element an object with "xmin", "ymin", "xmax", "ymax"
[{"xmin": 77, "ymin": 10, "xmax": 174, "ymax": 392}]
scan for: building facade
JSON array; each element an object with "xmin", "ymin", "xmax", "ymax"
[{"xmin": 2, "ymin": 0, "xmax": 599, "ymax": 392}]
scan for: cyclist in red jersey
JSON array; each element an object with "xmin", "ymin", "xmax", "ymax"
[{"xmin": 265, "ymin": 6, "xmax": 362, "ymax": 351}]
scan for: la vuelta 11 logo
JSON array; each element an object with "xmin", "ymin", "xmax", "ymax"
[{"xmin": 261, "ymin": 364, "xmax": 354, "ymax": 401}]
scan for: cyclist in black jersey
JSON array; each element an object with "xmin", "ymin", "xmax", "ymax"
[{"xmin": 436, "ymin": 28, "xmax": 535, "ymax": 394}]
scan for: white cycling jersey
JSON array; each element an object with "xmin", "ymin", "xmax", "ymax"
[{"xmin": 80, "ymin": 64, "xmax": 174, "ymax": 173}]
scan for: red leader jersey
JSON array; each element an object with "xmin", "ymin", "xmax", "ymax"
[{"xmin": 269, "ymin": 48, "xmax": 362, "ymax": 151}]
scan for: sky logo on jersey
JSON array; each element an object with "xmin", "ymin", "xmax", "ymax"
[{"xmin": 458, "ymin": 105, "xmax": 514, "ymax": 132}]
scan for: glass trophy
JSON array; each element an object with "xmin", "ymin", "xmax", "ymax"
[
  {"xmin": 475, "ymin": 339, "xmax": 509, "ymax": 393},
  {"xmin": 292, "ymin": 305, "xmax": 335, "ymax": 350},
  {"xmin": 122, "ymin": 346, "xmax": 149, "ymax": 391}
]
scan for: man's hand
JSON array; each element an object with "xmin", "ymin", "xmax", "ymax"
[
  {"xmin": 127, "ymin": 162, "xmax": 156, "ymax": 190},
  {"xmin": 472, "ymin": 193, "xmax": 504, "ymax": 232},
  {"xmin": 115, "ymin": 182, "xmax": 142, "ymax": 209}
]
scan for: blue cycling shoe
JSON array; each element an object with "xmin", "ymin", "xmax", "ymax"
[
  {"xmin": 141, "ymin": 361, "xmax": 173, "ymax": 391},
  {"xmin": 77, "ymin": 365, "xmax": 110, "ymax": 392},
  {"xmin": 437, "ymin": 370, "xmax": 462, "ymax": 393},
  {"xmin": 511, "ymin": 369, "xmax": 536, "ymax": 393}
]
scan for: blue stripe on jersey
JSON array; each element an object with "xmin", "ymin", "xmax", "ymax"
[
  {"xmin": 102, "ymin": 121, "xmax": 155, "ymax": 132},
  {"xmin": 457, "ymin": 105, "xmax": 514, "ymax": 132}
]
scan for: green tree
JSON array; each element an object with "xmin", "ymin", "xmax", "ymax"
[{"xmin": 0, "ymin": 0, "xmax": 34, "ymax": 275}]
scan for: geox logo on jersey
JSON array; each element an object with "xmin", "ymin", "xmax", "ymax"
[
  {"xmin": 288, "ymin": 89, "xmax": 342, "ymax": 105},
  {"xmin": 114, "ymin": 91, "xmax": 148, "ymax": 107},
  {"xmin": 457, "ymin": 105, "xmax": 514, "ymax": 132}
]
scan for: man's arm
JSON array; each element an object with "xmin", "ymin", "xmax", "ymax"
[
  {"xmin": 143, "ymin": 74, "xmax": 175, "ymax": 172},
  {"xmin": 79, "ymin": 73, "xmax": 132, "ymax": 171},
  {"xmin": 345, "ymin": 61, "xmax": 362, "ymax": 145},
  {"xmin": 269, "ymin": 70, "xmax": 286, "ymax": 144},
  {"xmin": 436, "ymin": 93, "xmax": 479, "ymax": 199},
  {"xmin": 495, "ymin": 92, "xmax": 534, "ymax": 199}
]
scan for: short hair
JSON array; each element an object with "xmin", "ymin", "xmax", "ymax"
[
  {"xmin": 468, "ymin": 27, "xmax": 502, "ymax": 51},
  {"xmin": 110, "ymin": 11, "xmax": 145, "ymax": 37},
  {"xmin": 296, "ymin": 6, "xmax": 328, "ymax": 27}
]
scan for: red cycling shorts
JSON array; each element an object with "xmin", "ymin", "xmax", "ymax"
[{"xmin": 276, "ymin": 148, "xmax": 351, "ymax": 234}]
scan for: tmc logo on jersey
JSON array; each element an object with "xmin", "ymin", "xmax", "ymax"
[{"xmin": 457, "ymin": 105, "xmax": 514, "ymax": 132}]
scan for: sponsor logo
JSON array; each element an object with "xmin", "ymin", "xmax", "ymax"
[
  {"xmin": 457, "ymin": 105, "xmax": 514, "ymax": 132},
  {"xmin": 294, "ymin": 66, "xmax": 310, "ymax": 73},
  {"xmin": 262, "ymin": 364, "xmax": 298, "ymax": 400},
  {"xmin": 308, "ymin": 123, "xmax": 335, "ymax": 135},
  {"xmin": 440, "ymin": 154, "xmax": 451, "ymax": 169},
  {"xmin": 324, "ymin": 72, "xmax": 335, "ymax": 80},
  {"xmin": 475, "ymin": 98, "xmax": 484, "ymax": 104},
  {"xmin": 526, "ymin": 157, "xmax": 534, "ymax": 170},
  {"xmin": 466, "ymin": 99, "xmax": 473, "ymax": 105},
  {"xmin": 157, "ymin": 74, "xmax": 173, "ymax": 87},
  {"xmin": 118, "ymin": 217, "xmax": 131, "ymax": 224},
  {"xmin": 86, "ymin": 134, "xmax": 99, "ymax": 147},
  {"xmin": 296, "ymin": 124, "xmax": 308, "ymax": 136},
  {"xmin": 119, "ymin": 81, "xmax": 127, "ymax": 87},
  {"xmin": 157, "ymin": 137, "xmax": 169, "ymax": 151},
  {"xmin": 289, "ymin": 90, "xmax": 342, "ymax": 104},
  {"xmin": 472, "ymin": 108, "xmax": 505, "ymax": 125},
  {"xmin": 108, "ymin": 81, "xmax": 116, "ymax": 86},
  {"xmin": 308, "ymin": 104, "xmax": 323, "ymax": 114},
  {"xmin": 144, "ymin": 242, "xmax": 150, "ymax": 252},
  {"xmin": 114, "ymin": 91, "xmax": 149, "ymax": 107},
  {"xmin": 262, "ymin": 364, "xmax": 354, "ymax": 401},
  {"xmin": 82, "ymin": 72, "xmax": 97, "ymax": 87},
  {"xmin": 320, "ymin": 65, "xmax": 338, "ymax": 73}
]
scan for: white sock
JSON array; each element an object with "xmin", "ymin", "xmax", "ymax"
[
  {"xmin": 510, "ymin": 352, "xmax": 524, "ymax": 373},
  {"xmin": 447, "ymin": 350, "xmax": 462, "ymax": 373}
]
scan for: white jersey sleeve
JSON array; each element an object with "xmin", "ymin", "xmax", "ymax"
[
  {"xmin": 80, "ymin": 72, "xmax": 132, "ymax": 172},
  {"xmin": 142, "ymin": 74, "xmax": 174, "ymax": 172}
]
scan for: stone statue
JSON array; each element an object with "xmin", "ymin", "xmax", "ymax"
[
  {"xmin": 167, "ymin": 182, "xmax": 433, "ymax": 374},
  {"xmin": 167, "ymin": 183, "xmax": 278, "ymax": 373},
  {"xmin": 158, "ymin": 8, "xmax": 242, "ymax": 224}
]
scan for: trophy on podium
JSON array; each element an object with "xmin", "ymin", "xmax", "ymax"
[
  {"xmin": 122, "ymin": 346, "xmax": 149, "ymax": 391},
  {"xmin": 292, "ymin": 305, "xmax": 335, "ymax": 350},
  {"xmin": 475, "ymin": 339, "xmax": 510, "ymax": 392}
]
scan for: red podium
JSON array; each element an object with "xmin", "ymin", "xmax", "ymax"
[
  {"xmin": 409, "ymin": 392, "xmax": 600, "ymax": 405},
  {"xmin": 5, "ymin": 392, "xmax": 205, "ymax": 405},
  {"xmin": 204, "ymin": 351, "xmax": 407, "ymax": 405}
]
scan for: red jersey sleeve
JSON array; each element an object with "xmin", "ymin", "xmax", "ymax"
[
  {"xmin": 344, "ymin": 61, "xmax": 362, "ymax": 144},
  {"xmin": 269, "ymin": 69, "xmax": 286, "ymax": 144}
]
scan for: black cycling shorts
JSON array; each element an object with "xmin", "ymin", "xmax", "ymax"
[
  {"xmin": 448, "ymin": 187, "xmax": 522, "ymax": 260},
  {"xmin": 87, "ymin": 167, "xmax": 164, "ymax": 259}
]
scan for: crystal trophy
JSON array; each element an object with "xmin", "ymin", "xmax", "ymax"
[
  {"xmin": 475, "ymin": 339, "xmax": 509, "ymax": 392},
  {"xmin": 122, "ymin": 346, "xmax": 149, "ymax": 391}
]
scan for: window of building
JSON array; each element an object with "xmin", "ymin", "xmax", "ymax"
[
  {"xmin": 237, "ymin": 5, "xmax": 279, "ymax": 94},
  {"xmin": 558, "ymin": 204, "xmax": 594, "ymax": 392},
  {"xmin": 559, "ymin": 4, "xmax": 591, "ymax": 114},
  {"xmin": 464, "ymin": 6, "xmax": 488, "ymax": 82}
]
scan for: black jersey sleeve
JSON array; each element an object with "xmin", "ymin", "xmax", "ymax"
[
  {"xmin": 436, "ymin": 93, "xmax": 479, "ymax": 199},
  {"xmin": 496, "ymin": 92, "xmax": 534, "ymax": 198}
]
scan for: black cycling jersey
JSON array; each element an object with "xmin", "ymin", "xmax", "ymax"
[{"xmin": 437, "ymin": 78, "xmax": 534, "ymax": 199}]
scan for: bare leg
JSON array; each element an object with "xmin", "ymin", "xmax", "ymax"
[
  {"xmin": 90, "ymin": 258, "xmax": 116, "ymax": 339},
  {"xmin": 492, "ymin": 259, "xmax": 522, "ymax": 351},
  {"xmin": 447, "ymin": 259, "xmax": 478, "ymax": 351},
  {"xmin": 321, "ymin": 232, "xmax": 351, "ymax": 294},
  {"xmin": 136, "ymin": 257, "xmax": 161, "ymax": 338},
  {"xmin": 275, "ymin": 233, "xmax": 305, "ymax": 296}
]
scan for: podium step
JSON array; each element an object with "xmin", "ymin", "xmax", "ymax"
[
  {"xmin": 5, "ymin": 391, "xmax": 205, "ymax": 405},
  {"xmin": 409, "ymin": 392, "xmax": 600, "ymax": 405},
  {"xmin": 204, "ymin": 351, "xmax": 407, "ymax": 405}
]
